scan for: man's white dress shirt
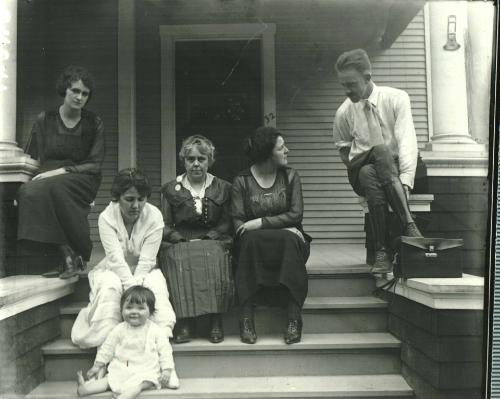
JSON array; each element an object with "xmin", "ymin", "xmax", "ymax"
[{"xmin": 333, "ymin": 83, "xmax": 418, "ymax": 188}]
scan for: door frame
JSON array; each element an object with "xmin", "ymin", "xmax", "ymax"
[{"xmin": 159, "ymin": 23, "xmax": 277, "ymax": 184}]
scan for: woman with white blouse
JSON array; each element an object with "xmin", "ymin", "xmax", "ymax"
[{"xmin": 72, "ymin": 168, "xmax": 179, "ymax": 388}]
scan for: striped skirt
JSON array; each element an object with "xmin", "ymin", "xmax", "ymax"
[{"xmin": 159, "ymin": 240, "xmax": 234, "ymax": 318}]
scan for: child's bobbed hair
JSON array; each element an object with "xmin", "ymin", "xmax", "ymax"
[{"xmin": 120, "ymin": 285, "xmax": 156, "ymax": 315}]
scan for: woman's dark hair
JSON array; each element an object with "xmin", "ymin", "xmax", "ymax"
[
  {"xmin": 56, "ymin": 65, "xmax": 95, "ymax": 101},
  {"xmin": 245, "ymin": 126, "xmax": 283, "ymax": 164},
  {"xmin": 111, "ymin": 168, "xmax": 152, "ymax": 201},
  {"xmin": 120, "ymin": 285, "xmax": 156, "ymax": 315}
]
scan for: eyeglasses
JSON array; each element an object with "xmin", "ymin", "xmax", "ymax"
[{"xmin": 69, "ymin": 88, "xmax": 90, "ymax": 97}]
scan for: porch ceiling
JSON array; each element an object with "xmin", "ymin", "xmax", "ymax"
[{"xmin": 142, "ymin": 0, "xmax": 425, "ymax": 50}]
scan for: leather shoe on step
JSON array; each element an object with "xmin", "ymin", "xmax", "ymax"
[
  {"xmin": 239, "ymin": 317, "xmax": 257, "ymax": 344},
  {"xmin": 209, "ymin": 314, "xmax": 224, "ymax": 343},
  {"xmin": 284, "ymin": 319, "xmax": 302, "ymax": 344},
  {"xmin": 173, "ymin": 320, "xmax": 191, "ymax": 344},
  {"xmin": 371, "ymin": 250, "xmax": 393, "ymax": 274}
]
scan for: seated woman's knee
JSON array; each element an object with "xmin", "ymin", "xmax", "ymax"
[
  {"xmin": 143, "ymin": 270, "xmax": 167, "ymax": 290},
  {"xmin": 358, "ymin": 165, "xmax": 377, "ymax": 187},
  {"xmin": 95, "ymin": 270, "xmax": 122, "ymax": 292}
]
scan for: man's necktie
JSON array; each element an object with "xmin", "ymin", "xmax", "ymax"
[{"xmin": 364, "ymin": 100, "xmax": 384, "ymax": 147}]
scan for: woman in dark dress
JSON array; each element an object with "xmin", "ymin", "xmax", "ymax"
[
  {"xmin": 232, "ymin": 126, "xmax": 311, "ymax": 345},
  {"xmin": 159, "ymin": 135, "xmax": 233, "ymax": 344},
  {"xmin": 17, "ymin": 66, "xmax": 104, "ymax": 279}
]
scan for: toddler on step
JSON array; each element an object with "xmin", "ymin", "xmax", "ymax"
[{"xmin": 77, "ymin": 286, "xmax": 178, "ymax": 398}]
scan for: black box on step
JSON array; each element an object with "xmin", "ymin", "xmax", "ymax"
[{"xmin": 394, "ymin": 237, "xmax": 463, "ymax": 279}]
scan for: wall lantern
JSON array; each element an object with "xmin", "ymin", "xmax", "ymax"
[{"xmin": 443, "ymin": 15, "xmax": 460, "ymax": 51}]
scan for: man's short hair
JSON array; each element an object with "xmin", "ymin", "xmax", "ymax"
[{"xmin": 335, "ymin": 49, "xmax": 372, "ymax": 76}]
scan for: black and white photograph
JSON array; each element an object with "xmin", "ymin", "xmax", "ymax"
[{"xmin": 0, "ymin": 0, "xmax": 497, "ymax": 398}]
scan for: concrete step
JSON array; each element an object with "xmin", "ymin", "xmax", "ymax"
[
  {"xmin": 69, "ymin": 243, "xmax": 373, "ymax": 302},
  {"xmin": 28, "ymin": 375, "xmax": 414, "ymax": 398},
  {"xmin": 307, "ymin": 268, "xmax": 375, "ymax": 297},
  {"xmin": 42, "ymin": 333, "xmax": 402, "ymax": 380},
  {"xmin": 69, "ymin": 265, "xmax": 375, "ymax": 304},
  {"xmin": 60, "ymin": 296, "xmax": 388, "ymax": 338}
]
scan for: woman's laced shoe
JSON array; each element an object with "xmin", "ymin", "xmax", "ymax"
[
  {"xmin": 59, "ymin": 246, "xmax": 80, "ymax": 279},
  {"xmin": 173, "ymin": 319, "xmax": 191, "ymax": 344},
  {"xmin": 239, "ymin": 317, "xmax": 257, "ymax": 344},
  {"xmin": 59, "ymin": 257, "xmax": 77, "ymax": 279},
  {"xmin": 284, "ymin": 319, "xmax": 302, "ymax": 344},
  {"xmin": 209, "ymin": 314, "xmax": 224, "ymax": 343}
]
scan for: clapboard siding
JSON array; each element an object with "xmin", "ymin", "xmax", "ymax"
[
  {"xmin": 16, "ymin": 0, "xmax": 119, "ymax": 244},
  {"xmin": 135, "ymin": 2, "xmax": 427, "ymax": 243},
  {"xmin": 276, "ymin": 10, "xmax": 427, "ymax": 243}
]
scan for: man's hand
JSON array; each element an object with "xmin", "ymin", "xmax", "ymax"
[
  {"xmin": 403, "ymin": 185, "xmax": 410, "ymax": 201},
  {"xmin": 32, "ymin": 167, "xmax": 67, "ymax": 181},
  {"xmin": 235, "ymin": 218, "xmax": 263, "ymax": 237},
  {"xmin": 339, "ymin": 147, "xmax": 351, "ymax": 167}
]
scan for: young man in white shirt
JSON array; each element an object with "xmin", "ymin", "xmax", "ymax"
[{"xmin": 333, "ymin": 48, "xmax": 422, "ymax": 274}]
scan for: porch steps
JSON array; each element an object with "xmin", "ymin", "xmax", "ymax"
[
  {"xmin": 27, "ymin": 375, "xmax": 414, "ymax": 398},
  {"xmin": 70, "ymin": 265, "xmax": 376, "ymax": 301},
  {"xmin": 27, "ymin": 244, "xmax": 415, "ymax": 398},
  {"xmin": 59, "ymin": 296, "xmax": 388, "ymax": 337},
  {"xmin": 42, "ymin": 333, "xmax": 402, "ymax": 380}
]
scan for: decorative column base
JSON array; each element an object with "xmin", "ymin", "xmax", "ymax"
[
  {"xmin": 0, "ymin": 150, "xmax": 38, "ymax": 277},
  {"xmin": 0, "ymin": 149, "xmax": 38, "ymax": 183},
  {"xmin": 420, "ymin": 142, "xmax": 488, "ymax": 177}
]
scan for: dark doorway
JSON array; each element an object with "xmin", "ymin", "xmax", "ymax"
[{"xmin": 175, "ymin": 40, "xmax": 262, "ymax": 182}]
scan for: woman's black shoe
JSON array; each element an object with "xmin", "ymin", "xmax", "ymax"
[
  {"xmin": 284, "ymin": 319, "xmax": 302, "ymax": 344},
  {"xmin": 239, "ymin": 317, "xmax": 257, "ymax": 344},
  {"xmin": 209, "ymin": 314, "xmax": 224, "ymax": 343},
  {"xmin": 173, "ymin": 319, "xmax": 191, "ymax": 344}
]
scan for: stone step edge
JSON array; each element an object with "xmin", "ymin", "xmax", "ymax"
[
  {"xmin": 43, "ymin": 333, "xmax": 401, "ymax": 356},
  {"xmin": 60, "ymin": 296, "xmax": 387, "ymax": 316},
  {"xmin": 27, "ymin": 375, "xmax": 414, "ymax": 398},
  {"xmin": 75, "ymin": 264, "xmax": 373, "ymax": 280}
]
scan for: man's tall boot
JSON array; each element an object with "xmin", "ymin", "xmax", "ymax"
[
  {"xmin": 368, "ymin": 204, "xmax": 393, "ymax": 274},
  {"xmin": 384, "ymin": 178, "xmax": 423, "ymax": 237}
]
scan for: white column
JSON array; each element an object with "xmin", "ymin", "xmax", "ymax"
[
  {"xmin": 118, "ymin": 0, "xmax": 136, "ymax": 170},
  {"xmin": 0, "ymin": 0, "xmax": 38, "ymax": 182},
  {"xmin": 467, "ymin": 1, "xmax": 495, "ymax": 145},
  {"xmin": 421, "ymin": 1, "xmax": 488, "ymax": 177}
]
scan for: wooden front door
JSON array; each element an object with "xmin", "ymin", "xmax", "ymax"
[{"xmin": 175, "ymin": 40, "xmax": 262, "ymax": 182}]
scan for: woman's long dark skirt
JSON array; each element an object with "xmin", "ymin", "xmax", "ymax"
[
  {"xmin": 17, "ymin": 173, "xmax": 100, "ymax": 261},
  {"xmin": 235, "ymin": 229, "xmax": 310, "ymax": 308},
  {"xmin": 160, "ymin": 240, "xmax": 234, "ymax": 318}
]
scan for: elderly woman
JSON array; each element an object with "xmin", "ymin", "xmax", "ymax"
[
  {"xmin": 17, "ymin": 66, "xmax": 104, "ymax": 278},
  {"xmin": 159, "ymin": 135, "xmax": 233, "ymax": 344},
  {"xmin": 71, "ymin": 169, "xmax": 179, "ymax": 388},
  {"xmin": 232, "ymin": 126, "xmax": 311, "ymax": 345}
]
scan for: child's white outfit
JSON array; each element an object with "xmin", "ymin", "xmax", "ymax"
[{"xmin": 95, "ymin": 319, "xmax": 173, "ymax": 394}]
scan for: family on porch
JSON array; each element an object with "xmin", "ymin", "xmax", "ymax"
[{"xmin": 16, "ymin": 48, "xmax": 423, "ymax": 398}]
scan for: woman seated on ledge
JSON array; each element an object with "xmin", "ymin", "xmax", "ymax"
[
  {"xmin": 159, "ymin": 135, "xmax": 233, "ymax": 344},
  {"xmin": 71, "ymin": 168, "xmax": 179, "ymax": 388},
  {"xmin": 17, "ymin": 66, "xmax": 104, "ymax": 279},
  {"xmin": 231, "ymin": 126, "xmax": 311, "ymax": 345}
]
